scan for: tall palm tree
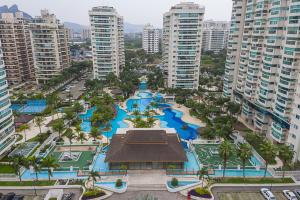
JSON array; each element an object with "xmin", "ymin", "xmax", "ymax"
[
  {"xmin": 133, "ymin": 103, "xmax": 138, "ymax": 111},
  {"xmin": 35, "ymin": 116, "xmax": 45, "ymax": 134},
  {"xmin": 260, "ymin": 140, "xmax": 277, "ymax": 178},
  {"xmin": 90, "ymin": 127, "xmax": 99, "ymax": 141},
  {"xmin": 219, "ymin": 140, "xmax": 233, "ymax": 178},
  {"xmin": 51, "ymin": 119, "xmax": 65, "ymax": 140},
  {"xmin": 41, "ymin": 156, "xmax": 59, "ymax": 181},
  {"xmin": 64, "ymin": 128, "xmax": 76, "ymax": 156},
  {"xmin": 18, "ymin": 124, "xmax": 30, "ymax": 141},
  {"xmin": 197, "ymin": 167, "xmax": 209, "ymax": 187},
  {"xmin": 77, "ymin": 132, "xmax": 87, "ymax": 144},
  {"xmin": 133, "ymin": 110, "xmax": 140, "ymax": 117},
  {"xmin": 89, "ymin": 170, "xmax": 100, "ymax": 188},
  {"xmin": 10, "ymin": 156, "xmax": 27, "ymax": 181},
  {"xmin": 278, "ymin": 145, "xmax": 293, "ymax": 178},
  {"xmin": 27, "ymin": 156, "xmax": 41, "ymax": 181},
  {"xmin": 237, "ymin": 143, "xmax": 252, "ymax": 179},
  {"xmin": 144, "ymin": 110, "xmax": 151, "ymax": 119}
]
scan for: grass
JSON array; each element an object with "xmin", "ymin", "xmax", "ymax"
[
  {"xmin": 0, "ymin": 164, "xmax": 14, "ymax": 174},
  {"xmin": 213, "ymin": 177, "xmax": 294, "ymax": 184},
  {"xmin": 0, "ymin": 180, "xmax": 55, "ymax": 186}
]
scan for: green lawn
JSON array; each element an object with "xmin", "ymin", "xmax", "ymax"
[
  {"xmin": 0, "ymin": 164, "xmax": 14, "ymax": 174},
  {"xmin": 0, "ymin": 181, "xmax": 55, "ymax": 186},
  {"xmin": 194, "ymin": 144, "xmax": 252, "ymax": 168},
  {"xmin": 214, "ymin": 177, "xmax": 294, "ymax": 184}
]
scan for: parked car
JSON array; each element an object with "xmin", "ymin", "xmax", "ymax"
[
  {"xmin": 1, "ymin": 193, "xmax": 15, "ymax": 200},
  {"xmin": 294, "ymin": 189, "xmax": 300, "ymax": 199},
  {"xmin": 283, "ymin": 190, "xmax": 297, "ymax": 200},
  {"xmin": 12, "ymin": 195, "xmax": 24, "ymax": 200},
  {"xmin": 260, "ymin": 188, "xmax": 276, "ymax": 200}
]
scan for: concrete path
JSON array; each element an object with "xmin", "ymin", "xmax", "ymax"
[
  {"xmin": 127, "ymin": 170, "xmax": 167, "ymax": 186},
  {"xmin": 107, "ymin": 191, "xmax": 185, "ymax": 200}
]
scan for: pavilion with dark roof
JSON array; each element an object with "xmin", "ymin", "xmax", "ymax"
[{"xmin": 105, "ymin": 129, "xmax": 187, "ymax": 170}]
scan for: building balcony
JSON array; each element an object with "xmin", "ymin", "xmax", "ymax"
[
  {"xmin": 270, "ymin": 123, "xmax": 287, "ymax": 143},
  {"xmin": 0, "ymin": 135, "xmax": 16, "ymax": 156}
]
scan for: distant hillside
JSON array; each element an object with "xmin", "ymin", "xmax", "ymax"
[
  {"xmin": 0, "ymin": 4, "xmax": 32, "ymax": 19},
  {"xmin": 124, "ymin": 22, "xmax": 144, "ymax": 33},
  {"xmin": 64, "ymin": 22, "xmax": 89, "ymax": 33}
]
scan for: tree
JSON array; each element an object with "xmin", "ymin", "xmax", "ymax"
[
  {"xmin": 64, "ymin": 108, "xmax": 75, "ymax": 127},
  {"xmin": 90, "ymin": 127, "xmax": 99, "ymax": 141},
  {"xmin": 18, "ymin": 124, "xmax": 30, "ymax": 142},
  {"xmin": 237, "ymin": 143, "xmax": 252, "ymax": 179},
  {"xmin": 73, "ymin": 102, "xmax": 84, "ymax": 116},
  {"xmin": 64, "ymin": 128, "xmax": 76, "ymax": 156},
  {"xmin": 260, "ymin": 140, "xmax": 277, "ymax": 178},
  {"xmin": 197, "ymin": 167, "xmax": 209, "ymax": 187},
  {"xmin": 41, "ymin": 156, "xmax": 59, "ymax": 181},
  {"xmin": 51, "ymin": 119, "xmax": 65, "ymax": 140},
  {"xmin": 35, "ymin": 116, "xmax": 45, "ymax": 134},
  {"xmin": 10, "ymin": 156, "xmax": 27, "ymax": 181},
  {"xmin": 77, "ymin": 132, "xmax": 87, "ymax": 144},
  {"xmin": 27, "ymin": 156, "xmax": 41, "ymax": 181},
  {"xmin": 219, "ymin": 140, "xmax": 233, "ymax": 178},
  {"xmin": 278, "ymin": 145, "xmax": 293, "ymax": 178},
  {"xmin": 89, "ymin": 170, "xmax": 100, "ymax": 188}
]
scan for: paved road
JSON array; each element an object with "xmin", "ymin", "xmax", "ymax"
[
  {"xmin": 212, "ymin": 185, "xmax": 300, "ymax": 200},
  {"xmin": 107, "ymin": 191, "xmax": 186, "ymax": 200},
  {"xmin": 0, "ymin": 188, "xmax": 82, "ymax": 200}
]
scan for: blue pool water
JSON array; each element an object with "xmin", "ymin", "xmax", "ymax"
[
  {"xmin": 184, "ymin": 151, "xmax": 200, "ymax": 171},
  {"xmin": 127, "ymin": 98, "xmax": 153, "ymax": 113},
  {"xmin": 139, "ymin": 81, "xmax": 147, "ymax": 90},
  {"xmin": 96, "ymin": 181, "xmax": 127, "ymax": 189},
  {"xmin": 156, "ymin": 108, "xmax": 199, "ymax": 140},
  {"xmin": 22, "ymin": 170, "xmax": 79, "ymax": 180},
  {"xmin": 137, "ymin": 92, "xmax": 152, "ymax": 98},
  {"xmin": 212, "ymin": 169, "xmax": 271, "ymax": 177},
  {"xmin": 93, "ymin": 153, "xmax": 110, "ymax": 172},
  {"xmin": 167, "ymin": 181, "xmax": 199, "ymax": 188}
]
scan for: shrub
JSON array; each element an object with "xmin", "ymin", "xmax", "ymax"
[
  {"xmin": 189, "ymin": 187, "xmax": 212, "ymax": 198},
  {"xmin": 115, "ymin": 179, "xmax": 123, "ymax": 187},
  {"xmin": 171, "ymin": 177, "xmax": 178, "ymax": 187},
  {"xmin": 82, "ymin": 189, "xmax": 105, "ymax": 200}
]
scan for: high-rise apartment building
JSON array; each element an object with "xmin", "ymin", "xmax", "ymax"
[
  {"xmin": 82, "ymin": 28, "xmax": 91, "ymax": 41},
  {"xmin": 142, "ymin": 24, "xmax": 160, "ymax": 54},
  {"xmin": 29, "ymin": 10, "xmax": 70, "ymax": 84},
  {"xmin": 223, "ymin": 0, "xmax": 300, "ymax": 160},
  {"xmin": 163, "ymin": 2, "xmax": 205, "ymax": 89},
  {"xmin": 0, "ymin": 12, "xmax": 35, "ymax": 87},
  {"xmin": 0, "ymin": 42, "xmax": 16, "ymax": 157},
  {"xmin": 89, "ymin": 6, "xmax": 125, "ymax": 80},
  {"xmin": 202, "ymin": 20, "xmax": 230, "ymax": 53}
]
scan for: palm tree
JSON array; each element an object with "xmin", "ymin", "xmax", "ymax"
[
  {"xmin": 27, "ymin": 156, "xmax": 41, "ymax": 181},
  {"xmin": 18, "ymin": 124, "xmax": 30, "ymax": 141},
  {"xmin": 90, "ymin": 127, "xmax": 99, "ymax": 141},
  {"xmin": 144, "ymin": 110, "xmax": 151, "ymax": 119},
  {"xmin": 237, "ymin": 143, "xmax": 252, "ymax": 179},
  {"xmin": 41, "ymin": 156, "xmax": 59, "ymax": 181},
  {"xmin": 133, "ymin": 103, "xmax": 138, "ymax": 111},
  {"xmin": 89, "ymin": 170, "xmax": 100, "ymax": 188},
  {"xmin": 51, "ymin": 119, "xmax": 65, "ymax": 139},
  {"xmin": 197, "ymin": 167, "xmax": 209, "ymax": 187},
  {"xmin": 10, "ymin": 156, "xmax": 27, "ymax": 181},
  {"xmin": 219, "ymin": 140, "xmax": 233, "ymax": 178},
  {"xmin": 35, "ymin": 116, "xmax": 45, "ymax": 134},
  {"xmin": 64, "ymin": 128, "xmax": 76, "ymax": 156},
  {"xmin": 132, "ymin": 110, "xmax": 140, "ymax": 117},
  {"xmin": 64, "ymin": 109, "xmax": 75, "ymax": 127},
  {"xmin": 260, "ymin": 140, "xmax": 277, "ymax": 178},
  {"xmin": 77, "ymin": 132, "xmax": 87, "ymax": 144},
  {"xmin": 278, "ymin": 145, "xmax": 293, "ymax": 178}
]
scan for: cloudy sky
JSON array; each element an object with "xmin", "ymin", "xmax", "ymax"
[{"xmin": 1, "ymin": 0, "xmax": 232, "ymax": 27}]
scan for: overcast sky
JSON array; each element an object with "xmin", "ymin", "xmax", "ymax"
[{"xmin": 1, "ymin": 0, "xmax": 232, "ymax": 27}]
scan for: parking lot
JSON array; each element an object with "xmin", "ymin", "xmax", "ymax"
[
  {"xmin": 58, "ymin": 72, "xmax": 92, "ymax": 101},
  {"xmin": 217, "ymin": 192, "xmax": 287, "ymax": 200},
  {"xmin": 212, "ymin": 186, "xmax": 300, "ymax": 200}
]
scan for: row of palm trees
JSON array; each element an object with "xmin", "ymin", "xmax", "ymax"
[
  {"xmin": 218, "ymin": 139, "xmax": 293, "ymax": 179},
  {"xmin": 10, "ymin": 155, "xmax": 59, "ymax": 182}
]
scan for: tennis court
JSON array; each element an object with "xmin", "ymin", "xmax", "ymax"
[{"xmin": 194, "ymin": 144, "xmax": 252, "ymax": 168}]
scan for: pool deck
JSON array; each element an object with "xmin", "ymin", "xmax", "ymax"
[{"xmin": 171, "ymin": 103, "xmax": 206, "ymax": 127}]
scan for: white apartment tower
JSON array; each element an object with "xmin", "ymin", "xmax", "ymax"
[
  {"xmin": 163, "ymin": 2, "xmax": 205, "ymax": 89},
  {"xmin": 202, "ymin": 20, "xmax": 230, "ymax": 53},
  {"xmin": 89, "ymin": 6, "xmax": 125, "ymax": 80},
  {"xmin": 223, "ymin": 0, "xmax": 300, "ymax": 161},
  {"xmin": 0, "ymin": 42, "xmax": 16, "ymax": 157},
  {"xmin": 29, "ymin": 10, "xmax": 71, "ymax": 84},
  {"xmin": 142, "ymin": 24, "xmax": 160, "ymax": 54}
]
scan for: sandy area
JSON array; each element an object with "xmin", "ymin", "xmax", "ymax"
[{"xmin": 172, "ymin": 103, "xmax": 206, "ymax": 127}]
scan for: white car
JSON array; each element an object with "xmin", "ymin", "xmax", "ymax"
[
  {"xmin": 260, "ymin": 188, "xmax": 276, "ymax": 200},
  {"xmin": 283, "ymin": 190, "xmax": 297, "ymax": 200}
]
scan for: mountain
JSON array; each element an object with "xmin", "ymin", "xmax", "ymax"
[
  {"xmin": 0, "ymin": 4, "xmax": 32, "ymax": 19},
  {"xmin": 64, "ymin": 22, "xmax": 89, "ymax": 33},
  {"xmin": 124, "ymin": 22, "xmax": 144, "ymax": 33}
]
